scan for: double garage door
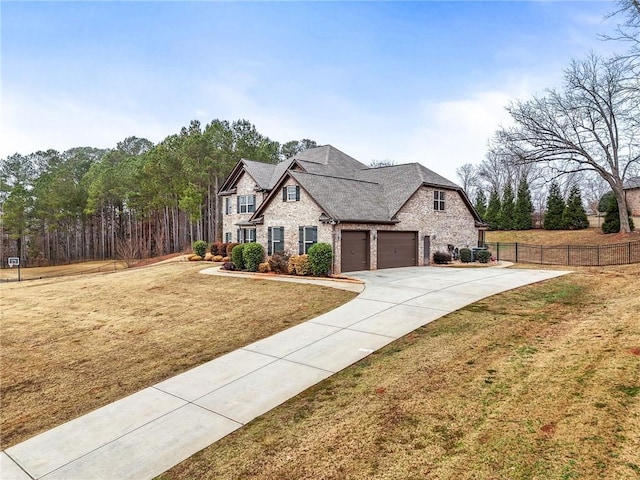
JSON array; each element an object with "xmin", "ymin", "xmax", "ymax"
[{"xmin": 341, "ymin": 230, "xmax": 417, "ymax": 272}]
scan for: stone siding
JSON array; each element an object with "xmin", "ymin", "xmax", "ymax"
[
  {"xmin": 257, "ymin": 178, "xmax": 333, "ymax": 256},
  {"xmin": 222, "ymin": 172, "xmax": 266, "ymax": 243},
  {"xmin": 626, "ymin": 188, "xmax": 640, "ymax": 216},
  {"xmin": 331, "ymin": 186, "xmax": 480, "ymax": 272},
  {"xmin": 222, "ymin": 172, "xmax": 481, "ymax": 273}
]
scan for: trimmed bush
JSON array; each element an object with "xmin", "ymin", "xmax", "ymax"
[
  {"xmin": 432, "ymin": 251, "xmax": 451, "ymax": 264},
  {"xmin": 288, "ymin": 254, "xmax": 312, "ymax": 276},
  {"xmin": 192, "ymin": 240, "xmax": 208, "ymax": 258},
  {"xmin": 222, "ymin": 261, "xmax": 235, "ymax": 271},
  {"xmin": 231, "ymin": 244, "xmax": 246, "ymax": 270},
  {"xmin": 476, "ymin": 250, "xmax": 491, "ymax": 263},
  {"xmin": 226, "ymin": 242, "xmax": 240, "ymax": 257},
  {"xmin": 459, "ymin": 248, "xmax": 472, "ymax": 263},
  {"xmin": 308, "ymin": 242, "xmax": 333, "ymax": 277},
  {"xmin": 258, "ymin": 262, "xmax": 271, "ymax": 273},
  {"xmin": 243, "ymin": 242, "xmax": 265, "ymax": 272},
  {"xmin": 210, "ymin": 242, "xmax": 226, "ymax": 256},
  {"xmin": 268, "ymin": 252, "xmax": 290, "ymax": 274},
  {"xmin": 212, "ymin": 255, "xmax": 223, "ymax": 262}
]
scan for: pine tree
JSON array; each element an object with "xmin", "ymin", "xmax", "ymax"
[
  {"xmin": 484, "ymin": 189, "xmax": 501, "ymax": 230},
  {"xmin": 513, "ymin": 177, "xmax": 533, "ymax": 230},
  {"xmin": 474, "ymin": 189, "xmax": 487, "ymax": 219},
  {"xmin": 499, "ymin": 183, "xmax": 515, "ymax": 230},
  {"xmin": 562, "ymin": 185, "xmax": 589, "ymax": 229},
  {"xmin": 543, "ymin": 182, "xmax": 566, "ymax": 230}
]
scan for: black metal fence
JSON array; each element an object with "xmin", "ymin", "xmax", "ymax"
[{"xmin": 483, "ymin": 241, "xmax": 640, "ymax": 267}]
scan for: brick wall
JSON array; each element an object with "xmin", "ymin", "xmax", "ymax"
[
  {"xmin": 221, "ymin": 172, "xmax": 266, "ymax": 242},
  {"xmin": 258, "ymin": 178, "xmax": 332, "ymax": 255},
  {"xmin": 626, "ymin": 188, "xmax": 640, "ymax": 216},
  {"xmin": 332, "ymin": 186, "xmax": 481, "ymax": 272}
]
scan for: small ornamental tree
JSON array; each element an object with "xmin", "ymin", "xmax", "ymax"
[
  {"xmin": 308, "ymin": 242, "xmax": 333, "ymax": 276},
  {"xmin": 242, "ymin": 242, "xmax": 265, "ymax": 272},
  {"xmin": 485, "ymin": 189, "xmax": 502, "ymax": 230},
  {"xmin": 499, "ymin": 183, "xmax": 515, "ymax": 231},
  {"xmin": 543, "ymin": 182, "xmax": 566, "ymax": 230},
  {"xmin": 231, "ymin": 244, "xmax": 246, "ymax": 270},
  {"xmin": 514, "ymin": 177, "xmax": 533, "ymax": 230},
  {"xmin": 192, "ymin": 240, "xmax": 208, "ymax": 258},
  {"xmin": 562, "ymin": 185, "xmax": 589, "ymax": 230},
  {"xmin": 474, "ymin": 190, "xmax": 487, "ymax": 220}
]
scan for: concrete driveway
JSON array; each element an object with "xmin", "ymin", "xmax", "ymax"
[{"xmin": 1, "ymin": 265, "xmax": 570, "ymax": 480}]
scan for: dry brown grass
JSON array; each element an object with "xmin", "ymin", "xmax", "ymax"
[
  {"xmin": 0, "ymin": 262, "xmax": 355, "ymax": 449},
  {"xmin": 486, "ymin": 227, "xmax": 640, "ymax": 246},
  {"xmin": 160, "ymin": 264, "xmax": 640, "ymax": 480}
]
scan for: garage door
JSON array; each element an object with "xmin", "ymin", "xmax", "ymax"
[
  {"xmin": 341, "ymin": 231, "xmax": 370, "ymax": 272},
  {"xmin": 377, "ymin": 231, "xmax": 418, "ymax": 269}
]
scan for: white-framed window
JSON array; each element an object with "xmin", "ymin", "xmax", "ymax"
[
  {"xmin": 238, "ymin": 228, "xmax": 256, "ymax": 243},
  {"xmin": 298, "ymin": 226, "xmax": 318, "ymax": 254},
  {"xmin": 434, "ymin": 190, "xmax": 445, "ymax": 211},
  {"xmin": 238, "ymin": 195, "xmax": 256, "ymax": 214},
  {"xmin": 225, "ymin": 197, "xmax": 232, "ymax": 215},
  {"xmin": 282, "ymin": 185, "xmax": 300, "ymax": 202},
  {"xmin": 224, "ymin": 232, "xmax": 232, "ymax": 242},
  {"xmin": 268, "ymin": 227, "xmax": 284, "ymax": 255}
]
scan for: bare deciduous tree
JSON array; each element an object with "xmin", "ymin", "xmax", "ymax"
[
  {"xmin": 455, "ymin": 163, "xmax": 479, "ymax": 198},
  {"xmin": 497, "ymin": 54, "xmax": 639, "ymax": 233}
]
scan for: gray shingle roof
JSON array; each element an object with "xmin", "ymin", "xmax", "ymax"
[
  {"xmin": 289, "ymin": 171, "xmax": 393, "ymax": 222},
  {"xmin": 242, "ymin": 158, "xmax": 293, "ymax": 190},
  {"xmin": 229, "ymin": 145, "xmax": 479, "ymax": 224},
  {"xmin": 624, "ymin": 177, "xmax": 640, "ymax": 190}
]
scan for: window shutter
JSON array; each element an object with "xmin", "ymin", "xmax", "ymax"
[
  {"xmin": 279, "ymin": 227, "xmax": 284, "ymax": 251},
  {"xmin": 312, "ymin": 226, "xmax": 317, "ymax": 242},
  {"xmin": 236, "ymin": 229, "xmax": 241, "ymax": 243},
  {"xmin": 251, "ymin": 195, "xmax": 256, "ymax": 212},
  {"xmin": 295, "ymin": 186, "xmax": 300, "ymax": 201},
  {"xmin": 282, "ymin": 187, "xmax": 287, "ymax": 201},
  {"xmin": 268, "ymin": 227, "xmax": 272, "ymax": 255},
  {"xmin": 298, "ymin": 227, "xmax": 304, "ymax": 255},
  {"xmin": 237, "ymin": 196, "xmax": 240, "ymax": 212}
]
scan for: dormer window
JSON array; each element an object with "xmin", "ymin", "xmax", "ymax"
[{"xmin": 283, "ymin": 185, "xmax": 300, "ymax": 202}]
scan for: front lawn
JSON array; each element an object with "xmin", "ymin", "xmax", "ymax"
[
  {"xmin": 0, "ymin": 262, "xmax": 356, "ymax": 449},
  {"xmin": 159, "ymin": 264, "xmax": 640, "ymax": 480}
]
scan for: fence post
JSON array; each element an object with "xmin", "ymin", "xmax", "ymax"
[
  {"xmin": 515, "ymin": 243, "xmax": 518, "ymax": 263},
  {"xmin": 629, "ymin": 241, "xmax": 632, "ymax": 265},
  {"xmin": 497, "ymin": 242, "xmax": 500, "ymax": 261},
  {"xmin": 567, "ymin": 245, "xmax": 570, "ymax": 266}
]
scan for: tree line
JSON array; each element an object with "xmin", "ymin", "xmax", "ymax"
[
  {"xmin": 458, "ymin": 0, "xmax": 639, "ymax": 234},
  {"xmin": 0, "ymin": 119, "xmax": 316, "ymax": 266}
]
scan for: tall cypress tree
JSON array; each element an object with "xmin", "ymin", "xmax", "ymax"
[
  {"xmin": 514, "ymin": 177, "xmax": 533, "ymax": 230},
  {"xmin": 499, "ymin": 183, "xmax": 515, "ymax": 230},
  {"xmin": 474, "ymin": 189, "xmax": 487, "ymax": 220},
  {"xmin": 562, "ymin": 185, "xmax": 589, "ymax": 229},
  {"xmin": 543, "ymin": 182, "xmax": 566, "ymax": 230},
  {"xmin": 485, "ymin": 189, "xmax": 502, "ymax": 230}
]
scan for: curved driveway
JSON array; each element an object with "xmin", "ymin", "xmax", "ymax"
[{"xmin": 2, "ymin": 266, "xmax": 570, "ymax": 480}]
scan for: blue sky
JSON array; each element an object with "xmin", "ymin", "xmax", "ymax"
[{"xmin": 1, "ymin": 1, "xmax": 622, "ymax": 182}]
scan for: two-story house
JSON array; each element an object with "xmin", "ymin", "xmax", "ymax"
[{"xmin": 218, "ymin": 145, "xmax": 486, "ymax": 273}]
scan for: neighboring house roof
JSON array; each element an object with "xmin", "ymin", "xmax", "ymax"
[
  {"xmin": 624, "ymin": 177, "xmax": 640, "ymax": 190},
  {"xmin": 220, "ymin": 144, "xmax": 483, "ymax": 225}
]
